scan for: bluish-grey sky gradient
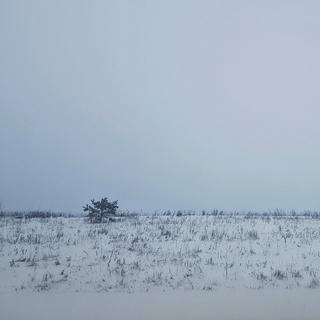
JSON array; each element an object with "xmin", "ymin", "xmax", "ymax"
[{"xmin": 1, "ymin": 0, "xmax": 320, "ymax": 213}]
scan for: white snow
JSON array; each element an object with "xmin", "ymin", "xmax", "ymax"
[{"xmin": 1, "ymin": 289, "xmax": 320, "ymax": 320}]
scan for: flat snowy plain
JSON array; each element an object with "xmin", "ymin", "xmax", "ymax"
[{"xmin": 1, "ymin": 214, "xmax": 320, "ymax": 319}]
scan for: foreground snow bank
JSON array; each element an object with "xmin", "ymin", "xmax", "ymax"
[{"xmin": 1, "ymin": 289, "xmax": 319, "ymax": 320}]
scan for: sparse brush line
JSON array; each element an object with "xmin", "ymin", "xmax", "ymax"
[{"xmin": 2, "ymin": 209, "xmax": 320, "ymax": 219}]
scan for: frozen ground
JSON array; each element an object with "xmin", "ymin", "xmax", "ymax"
[{"xmin": 1, "ymin": 215, "xmax": 320, "ymax": 318}]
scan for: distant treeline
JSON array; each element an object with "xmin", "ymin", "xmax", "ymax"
[
  {"xmin": 1, "ymin": 209, "xmax": 320, "ymax": 219},
  {"xmin": 152, "ymin": 209, "xmax": 320, "ymax": 218},
  {"xmin": 0, "ymin": 211, "xmax": 76, "ymax": 219}
]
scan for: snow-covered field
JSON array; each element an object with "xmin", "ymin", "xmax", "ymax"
[
  {"xmin": 1, "ymin": 214, "xmax": 320, "ymax": 294},
  {"xmin": 2, "ymin": 214, "xmax": 320, "ymax": 319}
]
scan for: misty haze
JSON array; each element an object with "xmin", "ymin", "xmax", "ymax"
[{"xmin": 1, "ymin": 1, "xmax": 320, "ymax": 319}]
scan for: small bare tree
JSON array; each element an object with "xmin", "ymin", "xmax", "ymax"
[{"xmin": 83, "ymin": 197, "xmax": 118, "ymax": 223}]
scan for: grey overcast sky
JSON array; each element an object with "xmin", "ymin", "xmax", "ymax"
[{"xmin": 1, "ymin": 0, "xmax": 320, "ymax": 213}]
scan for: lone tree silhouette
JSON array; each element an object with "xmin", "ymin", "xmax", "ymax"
[{"xmin": 83, "ymin": 197, "xmax": 118, "ymax": 223}]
